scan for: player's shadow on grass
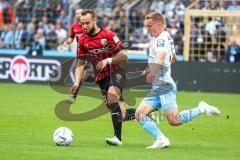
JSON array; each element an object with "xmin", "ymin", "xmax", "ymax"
[{"xmin": 51, "ymin": 59, "xmax": 171, "ymax": 121}]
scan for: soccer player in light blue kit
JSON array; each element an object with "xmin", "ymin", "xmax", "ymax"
[{"xmin": 135, "ymin": 11, "xmax": 221, "ymax": 149}]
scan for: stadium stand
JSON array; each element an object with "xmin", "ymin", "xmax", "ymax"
[
  {"xmin": 185, "ymin": 0, "xmax": 240, "ymax": 62},
  {"xmin": 0, "ymin": 0, "xmax": 240, "ymax": 62}
]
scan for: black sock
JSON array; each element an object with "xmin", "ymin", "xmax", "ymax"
[
  {"xmin": 108, "ymin": 103, "xmax": 122, "ymax": 141},
  {"xmin": 124, "ymin": 108, "xmax": 136, "ymax": 121}
]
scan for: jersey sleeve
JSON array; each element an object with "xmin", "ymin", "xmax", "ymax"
[{"xmin": 107, "ymin": 30, "xmax": 125, "ymax": 54}]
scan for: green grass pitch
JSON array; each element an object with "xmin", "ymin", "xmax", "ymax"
[{"xmin": 0, "ymin": 83, "xmax": 240, "ymax": 160}]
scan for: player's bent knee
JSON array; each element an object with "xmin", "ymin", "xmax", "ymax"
[
  {"xmin": 135, "ymin": 109, "xmax": 145, "ymax": 121},
  {"xmin": 107, "ymin": 93, "xmax": 119, "ymax": 104},
  {"xmin": 134, "ymin": 109, "xmax": 140, "ymax": 121}
]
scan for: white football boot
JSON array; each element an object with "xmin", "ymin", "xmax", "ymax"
[
  {"xmin": 198, "ymin": 101, "xmax": 221, "ymax": 116},
  {"xmin": 67, "ymin": 95, "xmax": 76, "ymax": 103},
  {"xmin": 105, "ymin": 136, "xmax": 122, "ymax": 146},
  {"xmin": 146, "ymin": 136, "xmax": 170, "ymax": 149}
]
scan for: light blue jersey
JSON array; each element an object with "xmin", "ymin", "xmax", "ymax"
[
  {"xmin": 143, "ymin": 31, "xmax": 177, "ymax": 110},
  {"xmin": 148, "ymin": 31, "xmax": 176, "ymax": 87}
]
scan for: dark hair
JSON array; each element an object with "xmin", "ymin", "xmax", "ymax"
[{"xmin": 81, "ymin": 9, "xmax": 96, "ymax": 18}]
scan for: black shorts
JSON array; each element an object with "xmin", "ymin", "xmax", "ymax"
[{"xmin": 98, "ymin": 68, "xmax": 126, "ymax": 102}]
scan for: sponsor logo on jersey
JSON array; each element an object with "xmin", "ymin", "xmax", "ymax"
[
  {"xmin": 116, "ymin": 74, "xmax": 122, "ymax": 80},
  {"xmin": 88, "ymin": 47, "xmax": 108, "ymax": 55},
  {"xmin": 101, "ymin": 39, "xmax": 107, "ymax": 46},
  {"xmin": 116, "ymin": 73, "xmax": 122, "ymax": 83},
  {"xmin": 157, "ymin": 39, "xmax": 165, "ymax": 47}
]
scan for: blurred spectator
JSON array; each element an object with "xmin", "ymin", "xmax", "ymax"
[
  {"xmin": 139, "ymin": 0, "xmax": 151, "ymax": 11},
  {"xmin": 41, "ymin": 16, "xmax": 50, "ymax": 34},
  {"xmin": 169, "ymin": 18, "xmax": 179, "ymax": 37},
  {"xmin": 15, "ymin": 0, "xmax": 33, "ymax": 24},
  {"xmin": 0, "ymin": 24, "xmax": 7, "ymax": 46},
  {"xmin": 45, "ymin": 23, "xmax": 57, "ymax": 49},
  {"xmin": 192, "ymin": 0, "xmax": 201, "ymax": 9},
  {"xmin": 0, "ymin": 10, "xmax": 3, "ymax": 25},
  {"xmin": 29, "ymin": 15, "xmax": 37, "ymax": 27},
  {"xmin": 173, "ymin": 23, "xmax": 184, "ymax": 55},
  {"xmin": 51, "ymin": 3, "xmax": 62, "ymax": 20},
  {"xmin": 107, "ymin": 19, "xmax": 118, "ymax": 33},
  {"xmin": 217, "ymin": 0, "xmax": 226, "ymax": 10},
  {"xmin": 205, "ymin": 17, "xmax": 220, "ymax": 35},
  {"xmin": 227, "ymin": 0, "xmax": 240, "ymax": 10},
  {"xmin": 0, "ymin": 25, "xmax": 2, "ymax": 43},
  {"xmin": 32, "ymin": 0, "xmax": 45, "ymax": 19},
  {"xmin": 58, "ymin": 9, "xmax": 69, "ymax": 29},
  {"xmin": 190, "ymin": 23, "xmax": 209, "ymax": 61},
  {"xmin": 14, "ymin": 22, "xmax": 25, "ymax": 49},
  {"xmin": 210, "ymin": 0, "xmax": 218, "ymax": 10},
  {"xmin": 164, "ymin": 0, "xmax": 176, "ymax": 21},
  {"xmin": 55, "ymin": 21, "xmax": 67, "ymax": 44},
  {"xmin": 2, "ymin": 2, "xmax": 14, "ymax": 24},
  {"xmin": 98, "ymin": 14, "xmax": 108, "ymax": 27},
  {"xmin": 114, "ymin": 9, "xmax": 126, "ymax": 40},
  {"xmin": 4, "ymin": 24, "xmax": 13, "ymax": 49},
  {"xmin": 129, "ymin": 11, "xmax": 142, "ymax": 30},
  {"xmin": 96, "ymin": 0, "xmax": 114, "ymax": 17},
  {"xmin": 168, "ymin": 14, "xmax": 181, "ymax": 29},
  {"xmin": 214, "ymin": 24, "xmax": 226, "ymax": 61},
  {"xmin": 175, "ymin": 0, "xmax": 185, "ymax": 22},
  {"xmin": 150, "ymin": 0, "xmax": 165, "ymax": 14},
  {"xmin": 0, "ymin": 0, "xmax": 4, "ymax": 10},
  {"xmin": 129, "ymin": 32, "xmax": 139, "ymax": 44},
  {"xmin": 225, "ymin": 40, "xmax": 240, "ymax": 62},
  {"xmin": 60, "ymin": 0, "xmax": 69, "ymax": 12},
  {"xmin": 36, "ymin": 28, "xmax": 45, "ymax": 49},
  {"xmin": 203, "ymin": 1, "xmax": 210, "ymax": 10},
  {"xmin": 131, "ymin": 34, "xmax": 149, "ymax": 53},
  {"xmin": 28, "ymin": 33, "xmax": 43, "ymax": 56},
  {"xmin": 22, "ymin": 22, "xmax": 35, "ymax": 48}
]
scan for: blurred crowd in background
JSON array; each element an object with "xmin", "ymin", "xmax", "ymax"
[{"xmin": 0, "ymin": 0, "xmax": 240, "ymax": 62}]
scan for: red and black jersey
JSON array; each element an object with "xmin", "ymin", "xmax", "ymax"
[
  {"xmin": 70, "ymin": 22, "xmax": 84, "ymax": 56},
  {"xmin": 78, "ymin": 28, "xmax": 125, "ymax": 83},
  {"xmin": 70, "ymin": 22, "xmax": 84, "ymax": 42}
]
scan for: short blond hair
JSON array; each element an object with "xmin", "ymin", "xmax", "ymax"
[{"xmin": 145, "ymin": 11, "xmax": 165, "ymax": 25}]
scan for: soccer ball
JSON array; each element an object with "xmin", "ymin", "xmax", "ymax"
[{"xmin": 53, "ymin": 127, "xmax": 73, "ymax": 146}]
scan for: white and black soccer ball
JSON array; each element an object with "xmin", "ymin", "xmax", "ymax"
[{"xmin": 53, "ymin": 127, "xmax": 73, "ymax": 146}]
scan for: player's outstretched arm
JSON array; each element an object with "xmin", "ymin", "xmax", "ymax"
[
  {"xmin": 63, "ymin": 37, "xmax": 74, "ymax": 46},
  {"xmin": 96, "ymin": 50, "xmax": 127, "ymax": 70},
  {"xmin": 111, "ymin": 49, "xmax": 128, "ymax": 64},
  {"xmin": 69, "ymin": 59, "xmax": 85, "ymax": 95}
]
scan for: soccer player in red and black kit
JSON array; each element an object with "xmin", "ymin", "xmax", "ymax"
[
  {"xmin": 70, "ymin": 9, "xmax": 135, "ymax": 146},
  {"xmin": 63, "ymin": 9, "xmax": 84, "ymax": 47}
]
